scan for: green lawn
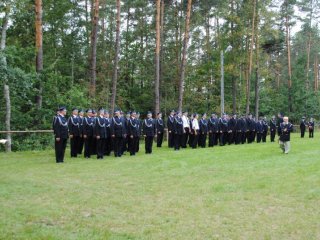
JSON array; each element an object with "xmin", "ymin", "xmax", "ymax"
[{"xmin": 0, "ymin": 134, "xmax": 319, "ymax": 240}]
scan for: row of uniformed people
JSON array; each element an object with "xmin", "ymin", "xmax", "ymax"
[
  {"xmin": 166, "ymin": 110, "xmax": 281, "ymax": 150},
  {"xmin": 299, "ymin": 117, "xmax": 315, "ymax": 138},
  {"xmin": 53, "ymin": 107, "xmax": 166, "ymax": 163}
]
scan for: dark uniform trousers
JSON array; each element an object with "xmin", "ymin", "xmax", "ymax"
[
  {"xmin": 174, "ymin": 134, "xmax": 182, "ymax": 150},
  {"xmin": 104, "ymin": 137, "xmax": 112, "ymax": 156},
  {"xmin": 270, "ymin": 130, "xmax": 276, "ymax": 142},
  {"xmin": 55, "ymin": 138, "xmax": 67, "ymax": 163},
  {"xmin": 145, "ymin": 136, "xmax": 154, "ymax": 154},
  {"xmin": 192, "ymin": 130, "xmax": 199, "ymax": 148},
  {"xmin": 208, "ymin": 132, "xmax": 215, "ymax": 147},
  {"xmin": 113, "ymin": 137, "xmax": 123, "ymax": 157},
  {"xmin": 188, "ymin": 132, "xmax": 194, "ymax": 147},
  {"xmin": 129, "ymin": 136, "xmax": 139, "ymax": 155},
  {"xmin": 256, "ymin": 132, "xmax": 262, "ymax": 143},
  {"xmin": 78, "ymin": 137, "xmax": 84, "ymax": 154},
  {"xmin": 157, "ymin": 132, "xmax": 163, "ymax": 147},
  {"xmin": 70, "ymin": 136, "xmax": 80, "ymax": 157},
  {"xmin": 220, "ymin": 132, "xmax": 227, "ymax": 146},
  {"xmin": 199, "ymin": 133, "xmax": 207, "ymax": 148},
  {"xmin": 181, "ymin": 128, "xmax": 189, "ymax": 148},
  {"xmin": 84, "ymin": 136, "xmax": 94, "ymax": 158},
  {"xmin": 96, "ymin": 138, "xmax": 106, "ymax": 159},
  {"xmin": 168, "ymin": 132, "xmax": 175, "ymax": 148}
]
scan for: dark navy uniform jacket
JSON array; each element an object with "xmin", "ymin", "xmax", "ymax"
[
  {"xmin": 68, "ymin": 115, "xmax": 81, "ymax": 136},
  {"xmin": 110, "ymin": 116, "xmax": 126, "ymax": 137},
  {"xmin": 143, "ymin": 118, "xmax": 156, "ymax": 137},
  {"xmin": 83, "ymin": 117, "xmax": 94, "ymax": 137},
  {"xmin": 94, "ymin": 116, "xmax": 107, "ymax": 138},
  {"xmin": 127, "ymin": 118, "xmax": 140, "ymax": 137},
  {"xmin": 173, "ymin": 117, "xmax": 184, "ymax": 135},
  {"xmin": 219, "ymin": 118, "xmax": 228, "ymax": 132},
  {"xmin": 167, "ymin": 116, "xmax": 175, "ymax": 132},
  {"xmin": 270, "ymin": 119, "xmax": 276, "ymax": 132},
  {"xmin": 208, "ymin": 118, "xmax": 219, "ymax": 133},
  {"xmin": 199, "ymin": 118, "xmax": 208, "ymax": 134},
  {"xmin": 53, "ymin": 114, "xmax": 69, "ymax": 139},
  {"xmin": 228, "ymin": 117, "xmax": 237, "ymax": 132},
  {"xmin": 155, "ymin": 118, "xmax": 164, "ymax": 133},
  {"xmin": 255, "ymin": 121, "xmax": 263, "ymax": 133}
]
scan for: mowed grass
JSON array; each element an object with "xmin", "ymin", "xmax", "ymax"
[{"xmin": 0, "ymin": 134, "xmax": 319, "ymax": 240}]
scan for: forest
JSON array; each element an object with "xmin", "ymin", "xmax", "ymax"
[{"xmin": 0, "ymin": 0, "xmax": 320, "ymax": 151}]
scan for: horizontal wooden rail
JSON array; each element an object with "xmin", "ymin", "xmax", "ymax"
[{"xmin": 0, "ymin": 130, "xmax": 53, "ymax": 134}]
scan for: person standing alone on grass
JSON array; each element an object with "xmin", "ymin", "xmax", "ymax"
[
  {"xmin": 53, "ymin": 106, "xmax": 68, "ymax": 163},
  {"xmin": 279, "ymin": 116, "xmax": 293, "ymax": 154}
]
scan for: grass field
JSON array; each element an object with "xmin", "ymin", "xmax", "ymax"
[{"xmin": 0, "ymin": 133, "xmax": 319, "ymax": 240}]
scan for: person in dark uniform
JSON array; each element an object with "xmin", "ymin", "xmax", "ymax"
[
  {"xmin": 68, "ymin": 108, "xmax": 80, "ymax": 158},
  {"xmin": 91, "ymin": 109, "xmax": 97, "ymax": 155},
  {"xmin": 110, "ymin": 109, "xmax": 126, "ymax": 157},
  {"xmin": 228, "ymin": 114, "xmax": 237, "ymax": 145},
  {"xmin": 256, "ymin": 117, "xmax": 263, "ymax": 143},
  {"xmin": 83, "ymin": 109, "xmax": 94, "ymax": 158},
  {"xmin": 136, "ymin": 112, "xmax": 141, "ymax": 152},
  {"xmin": 78, "ymin": 109, "xmax": 85, "ymax": 154},
  {"xmin": 104, "ymin": 110, "xmax": 112, "ymax": 156},
  {"xmin": 143, "ymin": 111, "xmax": 156, "ymax": 154},
  {"xmin": 94, "ymin": 108, "xmax": 107, "ymax": 159},
  {"xmin": 123, "ymin": 111, "xmax": 131, "ymax": 153},
  {"xmin": 308, "ymin": 117, "xmax": 315, "ymax": 138},
  {"xmin": 240, "ymin": 115, "xmax": 247, "ymax": 144},
  {"xmin": 219, "ymin": 114, "xmax": 228, "ymax": 146},
  {"xmin": 127, "ymin": 111, "xmax": 140, "ymax": 156},
  {"xmin": 188, "ymin": 114, "xmax": 194, "ymax": 147},
  {"xmin": 235, "ymin": 115, "xmax": 243, "ymax": 145},
  {"xmin": 155, "ymin": 112, "xmax": 164, "ymax": 147},
  {"xmin": 246, "ymin": 114, "xmax": 256, "ymax": 143},
  {"xmin": 167, "ymin": 110, "xmax": 175, "ymax": 148},
  {"xmin": 277, "ymin": 113, "xmax": 283, "ymax": 136},
  {"xmin": 199, "ymin": 113, "xmax": 208, "ymax": 148},
  {"xmin": 262, "ymin": 117, "xmax": 268, "ymax": 143},
  {"xmin": 208, "ymin": 113, "xmax": 219, "ymax": 147},
  {"xmin": 173, "ymin": 111, "xmax": 184, "ymax": 150},
  {"xmin": 53, "ymin": 106, "xmax": 68, "ymax": 163},
  {"xmin": 299, "ymin": 116, "xmax": 307, "ymax": 138},
  {"xmin": 269, "ymin": 115, "xmax": 277, "ymax": 142}
]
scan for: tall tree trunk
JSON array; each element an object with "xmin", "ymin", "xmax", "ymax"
[
  {"xmin": 306, "ymin": 31, "xmax": 311, "ymax": 90},
  {"xmin": 314, "ymin": 55, "xmax": 319, "ymax": 91},
  {"xmin": 178, "ymin": 0, "xmax": 192, "ymax": 112},
  {"xmin": 245, "ymin": 0, "xmax": 256, "ymax": 116},
  {"xmin": 231, "ymin": 0, "xmax": 237, "ymax": 114},
  {"xmin": 285, "ymin": 3, "xmax": 293, "ymax": 112},
  {"xmin": 254, "ymin": 9, "xmax": 260, "ymax": 120},
  {"xmin": 110, "ymin": 0, "xmax": 121, "ymax": 113},
  {"xmin": 89, "ymin": 0, "xmax": 99, "ymax": 98},
  {"xmin": 85, "ymin": 0, "xmax": 90, "ymax": 48},
  {"xmin": 174, "ymin": 0, "xmax": 180, "ymax": 91},
  {"xmin": 1, "ymin": 7, "xmax": 11, "ymax": 152},
  {"xmin": 155, "ymin": 0, "xmax": 161, "ymax": 114},
  {"xmin": 160, "ymin": 0, "xmax": 165, "ymax": 99},
  {"xmin": 35, "ymin": 0, "xmax": 43, "ymax": 109}
]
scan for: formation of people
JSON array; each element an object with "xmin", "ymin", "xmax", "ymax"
[{"xmin": 53, "ymin": 107, "xmax": 313, "ymax": 163}]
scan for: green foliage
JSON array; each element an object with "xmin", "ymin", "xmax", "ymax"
[{"xmin": 1, "ymin": 0, "xmax": 320, "ymax": 142}]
